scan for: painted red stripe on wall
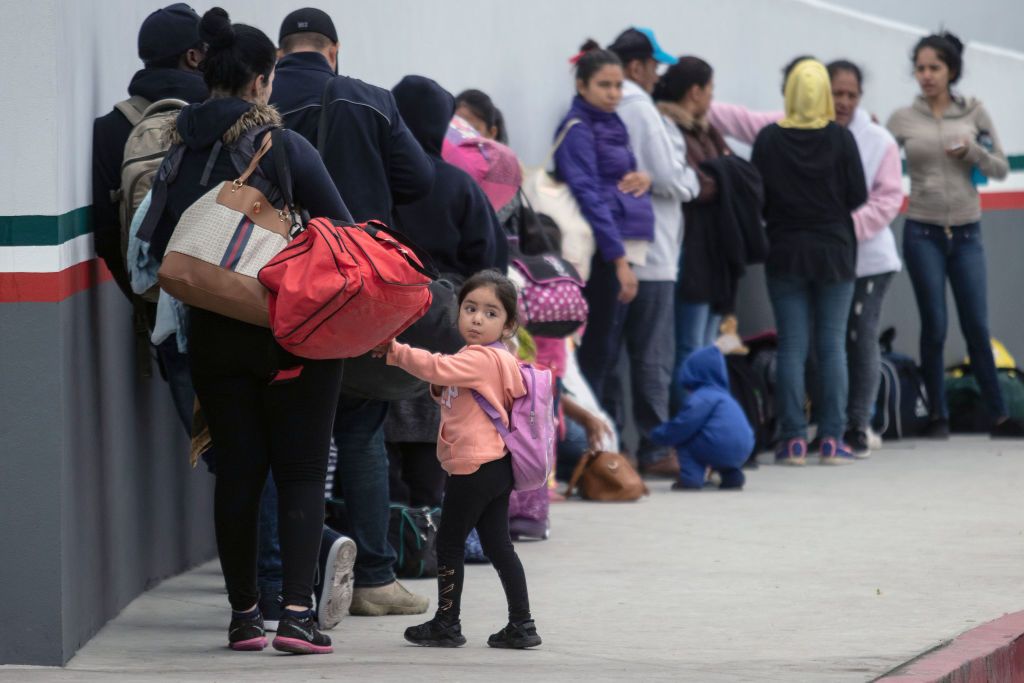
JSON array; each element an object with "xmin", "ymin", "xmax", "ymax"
[
  {"xmin": 899, "ymin": 191, "xmax": 1024, "ymax": 214},
  {"xmin": 0, "ymin": 259, "xmax": 113, "ymax": 303}
]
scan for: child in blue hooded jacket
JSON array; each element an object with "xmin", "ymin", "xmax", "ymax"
[{"xmin": 651, "ymin": 346, "xmax": 754, "ymax": 490}]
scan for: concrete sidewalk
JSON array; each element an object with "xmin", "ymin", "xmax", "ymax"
[{"xmin": 4, "ymin": 436, "xmax": 1024, "ymax": 682}]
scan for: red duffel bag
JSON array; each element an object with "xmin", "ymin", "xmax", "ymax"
[{"xmin": 258, "ymin": 217, "xmax": 435, "ymax": 359}]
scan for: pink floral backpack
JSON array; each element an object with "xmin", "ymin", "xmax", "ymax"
[{"xmin": 511, "ymin": 254, "xmax": 588, "ymax": 339}]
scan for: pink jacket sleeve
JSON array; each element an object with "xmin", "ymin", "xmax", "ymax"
[
  {"xmin": 852, "ymin": 141, "xmax": 903, "ymax": 242},
  {"xmin": 386, "ymin": 343, "xmax": 492, "ymax": 390},
  {"xmin": 708, "ymin": 102, "xmax": 783, "ymax": 145}
]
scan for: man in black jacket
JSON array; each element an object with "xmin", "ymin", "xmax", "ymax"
[
  {"xmin": 270, "ymin": 9, "xmax": 433, "ymax": 223},
  {"xmin": 269, "ymin": 8, "xmax": 433, "ymax": 619},
  {"xmin": 92, "ymin": 3, "xmax": 207, "ymax": 297},
  {"xmin": 91, "ymin": 4, "xmax": 207, "ymax": 438}
]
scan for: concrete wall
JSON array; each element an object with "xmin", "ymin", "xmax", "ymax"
[
  {"xmin": 0, "ymin": 0, "xmax": 1022, "ymax": 665},
  {"xmin": 0, "ymin": 1, "xmax": 216, "ymax": 666}
]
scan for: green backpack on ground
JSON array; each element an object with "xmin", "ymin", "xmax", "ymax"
[{"xmin": 945, "ymin": 367, "xmax": 1024, "ymax": 432}]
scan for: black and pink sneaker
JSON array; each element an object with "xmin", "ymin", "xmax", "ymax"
[
  {"xmin": 272, "ymin": 610, "xmax": 333, "ymax": 655},
  {"xmin": 228, "ymin": 609, "xmax": 267, "ymax": 651}
]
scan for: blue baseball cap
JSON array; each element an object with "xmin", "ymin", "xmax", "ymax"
[{"xmin": 609, "ymin": 27, "xmax": 678, "ymax": 65}]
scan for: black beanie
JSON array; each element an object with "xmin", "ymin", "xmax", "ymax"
[{"xmin": 138, "ymin": 3, "xmax": 201, "ymax": 65}]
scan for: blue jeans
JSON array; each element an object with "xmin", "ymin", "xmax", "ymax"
[
  {"xmin": 332, "ymin": 396, "xmax": 397, "ymax": 587},
  {"xmin": 556, "ymin": 417, "xmax": 589, "ymax": 482},
  {"xmin": 155, "ymin": 337, "xmax": 196, "ymax": 436},
  {"xmin": 767, "ymin": 273, "xmax": 855, "ymax": 441},
  {"xmin": 903, "ymin": 219, "xmax": 1006, "ymax": 420},
  {"xmin": 671, "ymin": 299, "xmax": 721, "ymax": 414}
]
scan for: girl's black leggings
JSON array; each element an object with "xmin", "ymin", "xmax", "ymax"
[
  {"xmin": 188, "ymin": 309, "xmax": 343, "ymax": 611},
  {"xmin": 435, "ymin": 455, "xmax": 531, "ymax": 624}
]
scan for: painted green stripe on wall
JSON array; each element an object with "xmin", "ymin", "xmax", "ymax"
[
  {"xmin": 0, "ymin": 207, "xmax": 92, "ymax": 247},
  {"xmin": 1, "ymin": 156, "xmax": 1023, "ymax": 246},
  {"xmin": 903, "ymin": 154, "xmax": 1024, "ymax": 174}
]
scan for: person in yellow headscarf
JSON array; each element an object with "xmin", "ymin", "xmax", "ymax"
[
  {"xmin": 778, "ymin": 57, "xmax": 836, "ymax": 129},
  {"xmin": 750, "ymin": 57, "xmax": 869, "ymax": 466}
]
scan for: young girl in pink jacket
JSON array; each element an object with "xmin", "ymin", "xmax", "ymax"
[{"xmin": 372, "ymin": 270, "xmax": 541, "ymax": 649}]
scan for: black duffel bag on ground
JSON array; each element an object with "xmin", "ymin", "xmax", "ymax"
[{"xmin": 339, "ymin": 277, "xmax": 463, "ymax": 400}]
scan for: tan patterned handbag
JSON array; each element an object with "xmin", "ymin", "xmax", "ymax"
[{"xmin": 158, "ymin": 131, "xmax": 298, "ymax": 327}]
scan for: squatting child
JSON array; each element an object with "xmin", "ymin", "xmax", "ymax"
[
  {"xmin": 373, "ymin": 270, "xmax": 541, "ymax": 649},
  {"xmin": 651, "ymin": 346, "xmax": 754, "ymax": 490}
]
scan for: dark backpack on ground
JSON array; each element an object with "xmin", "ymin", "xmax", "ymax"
[
  {"xmin": 945, "ymin": 366, "xmax": 1024, "ymax": 433},
  {"xmin": 725, "ymin": 353, "xmax": 774, "ymax": 458},
  {"xmin": 872, "ymin": 329, "xmax": 930, "ymax": 439},
  {"xmin": 326, "ymin": 499, "xmax": 440, "ymax": 578}
]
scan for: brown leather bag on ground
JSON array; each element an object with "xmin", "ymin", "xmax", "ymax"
[{"xmin": 564, "ymin": 451, "xmax": 649, "ymax": 502}]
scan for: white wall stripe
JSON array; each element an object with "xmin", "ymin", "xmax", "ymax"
[{"xmin": 0, "ymin": 233, "xmax": 96, "ymax": 273}]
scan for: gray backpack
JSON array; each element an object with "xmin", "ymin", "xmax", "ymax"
[{"xmin": 112, "ymin": 96, "xmax": 187, "ymax": 301}]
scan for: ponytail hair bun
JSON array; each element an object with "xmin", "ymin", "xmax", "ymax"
[
  {"xmin": 940, "ymin": 31, "xmax": 964, "ymax": 56},
  {"xmin": 579, "ymin": 38, "xmax": 601, "ymax": 53},
  {"xmin": 200, "ymin": 7, "xmax": 235, "ymax": 50}
]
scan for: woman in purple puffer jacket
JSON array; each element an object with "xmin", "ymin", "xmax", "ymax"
[{"xmin": 554, "ymin": 40, "xmax": 655, "ymax": 404}]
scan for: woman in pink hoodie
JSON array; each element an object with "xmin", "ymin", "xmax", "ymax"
[
  {"xmin": 710, "ymin": 57, "xmax": 903, "ymax": 458},
  {"xmin": 373, "ymin": 270, "xmax": 541, "ymax": 650}
]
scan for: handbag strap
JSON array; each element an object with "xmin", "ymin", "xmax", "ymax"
[
  {"xmin": 564, "ymin": 450, "xmax": 597, "ymax": 497},
  {"xmin": 542, "ymin": 118, "xmax": 583, "ymax": 170},
  {"xmin": 359, "ymin": 219, "xmax": 440, "ymax": 281},
  {"xmin": 236, "ymin": 132, "xmax": 274, "ymax": 186},
  {"xmin": 514, "ymin": 189, "xmax": 560, "ymax": 256},
  {"xmin": 269, "ymin": 128, "xmax": 304, "ymax": 237}
]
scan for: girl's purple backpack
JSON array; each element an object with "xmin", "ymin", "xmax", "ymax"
[{"xmin": 472, "ymin": 361, "xmax": 555, "ymax": 492}]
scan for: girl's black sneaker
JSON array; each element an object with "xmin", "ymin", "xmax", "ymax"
[
  {"xmin": 272, "ymin": 609, "xmax": 333, "ymax": 654},
  {"xmin": 487, "ymin": 619, "xmax": 542, "ymax": 649},
  {"xmin": 228, "ymin": 608, "xmax": 267, "ymax": 651},
  {"xmin": 404, "ymin": 617, "xmax": 467, "ymax": 647}
]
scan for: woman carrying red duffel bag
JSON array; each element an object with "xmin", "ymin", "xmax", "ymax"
[{"xmin": 142, "ymin": 8, "xmax": 356, "ymax": 655}]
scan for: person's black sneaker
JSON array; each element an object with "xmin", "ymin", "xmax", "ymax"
[
  {"xmin": 718, "ymin": 468, "xmax": 746, "ymax": 490},
  {"xmin": 488, "ymin": 619, "xmax": 542, "ymax": 649},
  {"xmin": 404, "ymin": 617, "xmax": 467, "ymax": 647},
  {"xmin": 991, "ymin": 417, "xmax": 1024, "ymax": 438},
  {"xmin": 843, "ymin": 429, "xmax": 872, "ymax": 459},
  {"xmin": 808, "ymin": 436, "xmax": 823, "ymax": 453},
  {"xmin": 923, "ymin": 418, "xmax": 950, "ymax": 439},
  {"xmin": 228, "ymin": 607, "xmax": 267, "ymax": 651},
  {"xmin": 272, "ymin": 609, "xmax": 333, "ymax": 654},
  {"xmin": 258, "ymin": 593, "xmax": 283, "ymax": 632}
]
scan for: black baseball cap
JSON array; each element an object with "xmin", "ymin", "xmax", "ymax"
[
  {"xmin": 138, "ymin": 3, "xmax": 201, "ymax": 65},
  {"xmin": 279, "ymin": 7, "xmax": 338, "ymax": 44},
  {"xmin": 608, "ymin": 27, "xmax": 677, "ymax": 65}
]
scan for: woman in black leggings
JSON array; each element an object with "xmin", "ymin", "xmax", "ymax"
[{"xmin": 148, "ymin": 8, "xmax": 352, "ymax": 653}]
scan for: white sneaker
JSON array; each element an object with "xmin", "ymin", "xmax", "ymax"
[
  {"xmin": 316, "ymin": 534, "xmax": 357, "ymax": 631},
  {"xmin": 866, "ymin": 427, "xmax": 883, "ymax": 451}
]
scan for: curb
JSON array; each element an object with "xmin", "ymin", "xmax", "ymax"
[{"xmin": 878, "ymin": 611, "xmax": 1024, "ymax": 682}]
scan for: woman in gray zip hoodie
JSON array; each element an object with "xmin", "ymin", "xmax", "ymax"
[{"xmin": 887, "ymin": 31, "xmax": 1021, "ymax": 438}]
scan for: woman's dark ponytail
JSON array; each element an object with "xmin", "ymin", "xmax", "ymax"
[
  {"xmin": 573, "ymin": 39, "xmax": 622, "ymax": 86},
  {"xmin": 198, "ymin": 7, "xmax": 276, "ymax": 96},
  {"xmin": 199, "ymin": 7, "xmax": 234, "ymax": 49}
]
